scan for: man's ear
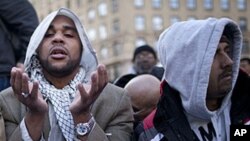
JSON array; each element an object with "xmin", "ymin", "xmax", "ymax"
[
  {"xmin": 35, "ymin": 47, "xmax": 41, "ymax": 59},
  {"xmin": 36, "ymin": 44, "xmax": 42, "ymax": 53}
]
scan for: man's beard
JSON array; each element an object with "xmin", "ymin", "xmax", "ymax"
[{"xmin": 39, "ymin": 58, "xmax": 81, "ymax": 77}]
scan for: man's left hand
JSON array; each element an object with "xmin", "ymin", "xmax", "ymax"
[{"xmin": 69, "ymin": 64, "xmax": 108, "ymax": 123}]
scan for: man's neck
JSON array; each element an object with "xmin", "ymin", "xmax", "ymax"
[{"xmin": 43, "ymin": 67, "xmax": 80, "ymax": 89}]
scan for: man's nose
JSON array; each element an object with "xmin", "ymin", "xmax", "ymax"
[
  {"xmin": 222, "ymin": 54, "xmax": 233, "ymax": 68},
  {"xmin": 52, "ymin": 33, "xmax": 64, "ymax": 43}
]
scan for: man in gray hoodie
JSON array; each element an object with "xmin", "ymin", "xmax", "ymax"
[{"xmin": 136, "ymin": 18, "xmax": 250, "ymax": 141}]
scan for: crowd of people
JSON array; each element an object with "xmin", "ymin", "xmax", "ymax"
[{"xmin": 0, "ymin": 1, "xmax": 250, "ymax": 141}]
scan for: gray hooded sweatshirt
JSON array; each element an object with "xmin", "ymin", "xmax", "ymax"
[{"xmin": 157, "ymin": 18, "xmax": 242, "ymax": 140}]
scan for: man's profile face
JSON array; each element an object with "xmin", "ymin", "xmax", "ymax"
[
  {"xmin": 37, "ymin": 15, "xmax": 82, "ymax": 77},
  {"xmin": 134, "ymin": 51, "xmax": 157, "ymax": 74},
  {"xmin": 207, "ymin": 35, "xmax": 233, "ymax": 100}
]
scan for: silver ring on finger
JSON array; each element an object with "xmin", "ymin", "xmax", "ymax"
[{"xmin": 21, "ymin": 92, "xmax": 30, "ymax": 98}]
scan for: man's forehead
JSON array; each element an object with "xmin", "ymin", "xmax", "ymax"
[
  {"xmin": 217, "ymin": 35, "xmax": 232, "ymax": 52},
  {"xmin": 220, "ymin": 35, "xmax": 231, "ymax": 44},
  {"xmin": 138, "ymin": 51, "xmax": 154, "ymax": 55}
]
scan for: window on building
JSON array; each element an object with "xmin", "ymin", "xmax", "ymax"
[
  {"xmin": 113, "ymin": 42, "xmax": 122, "ymax": 56},
  {"xmin": 152, "ymin": 15, "xmax": 163, "ymax": 31},
  {"xmin": 77, "ymin": 0, "xmax": 82, "ymax": 8},
  {"xmin": 88, "ymin": 8, "xmax": 95, "ymax": 21},
  {"xmin": 237, "ymin": 0, "xmax": 246, "ymax": 10},
  {"xmin": 204, "ymin": 0, "xmax": 213, "ymax": 10},
  {"xmin": 87, "ymin": 28, "xmax": 96, "ymax": 41},
  {"xmin": 106, "ymin": 66, "xmax": 114, "ymax": 82},
  {"xmin": 112, "ymin": 19, "xmax": 120, "ymax": 34},
  {"xmin": 187, "ymin": 0, "xmax": 196, "ymax": 10},
  {"xmin": 242, "ymin": 41, "xmax": 249, "ymax": 54},
  {"xmin": 134, "ymin": 0, "xmax": 144, "ymax": 8},
  {"xmin": 99, "ymin": 24, "xmax": 107, "ymax": 39},
  {"xmin": 135, "ymin": 37, "xmax": 146, "ymax": 47},
  {"xmin": 98, "ymin": 2, "xmax": 107, "ymax": 16},
  {"xmin": 220, "ymin": 0, "xmax": 229, "ymax": 10},
  {"xmin": 152, "ymin": 0, "xmax": 161, "ymax": 9},
  {"xmin": 112, "ymin": 0, "xmax": 119, "ymax": 12},
  {"xmin": 239, "ymin": 17, "xmax": 247, "ymax": 32},
  {"xmin": 100, "ymin": 46, "xmax": 109, "ymax": 59},
  {"xmin": 135, "ymin": 15, "xmax": 145, "ymax": 31},
  {"xmin": 170, "ymin": 16, "xmax": 180, "ymax": 25},
  {"xmin": 169, "ymin": 0, "xmax": 179, "ymax": 9}
]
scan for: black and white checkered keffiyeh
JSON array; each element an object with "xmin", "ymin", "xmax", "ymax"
[{"xmin": 28, "ymin": 56, "xmax": 87, "ymax": 141}]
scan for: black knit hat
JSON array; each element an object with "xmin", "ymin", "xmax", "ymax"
[{"xmin": 132, "ymin": 44, "xmax": 157, "ymax": 62}]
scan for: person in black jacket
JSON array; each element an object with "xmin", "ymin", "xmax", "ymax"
[
  {"xmin": 0, "ymin": 0, "xmax": 38, "ymax": 91},
  {"xmin": 135, "ymin": 18, "xmax": 249, "ymax": 141},
  {"xmin": 130, "ymin": 44, "xmax": 164, "ymax": 81},
  {"xmin": 114, "ymin": 45, "xmax": 164, "ymax": 88}
]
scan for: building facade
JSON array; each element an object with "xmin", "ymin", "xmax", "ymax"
[{"xmin": 30, "ymin": 0, "xmax": 250, "ymax": 81}]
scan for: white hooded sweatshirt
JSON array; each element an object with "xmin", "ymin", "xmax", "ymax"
[{"xmin": 157, "ymin": 18, "xmax": 242, "ymax": 141}]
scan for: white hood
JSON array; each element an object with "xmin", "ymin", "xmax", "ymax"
[
  {"xmin": 157, "ymin": 18, "xmax": 242, "ymax": 120},
  {"xmin": 24, "ymin": 8, "xmax": 98, "ymax": 82}
]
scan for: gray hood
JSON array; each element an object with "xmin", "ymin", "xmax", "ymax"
[
  {"xmin": 24, "ymin": 8, "xmax": 98, "ymax": 82},
  {"xmin": 157, "ymin": 18, "xmax": 242, "ymax": 120}
]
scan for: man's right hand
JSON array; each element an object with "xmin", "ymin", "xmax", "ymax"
[
  {"xmin": 10, "ymin": 67, "xmax": 48, "ymax": 113},
  {"xmin": 10, "ymin": 67, "xmax": 48, "ymax": 140}
]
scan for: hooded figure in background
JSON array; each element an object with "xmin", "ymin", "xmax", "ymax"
[
  {"xmin": 136, "ymin": 18, "xmax": 250, "ymax": 141},
  {"xmin": 0, "ymin": 8, "xmax": 133, "ymax": 141}
]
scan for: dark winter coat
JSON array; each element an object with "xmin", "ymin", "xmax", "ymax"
[{"xmin": 0, "ymin": 0, "xmax": 38, "ymax": 76}]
